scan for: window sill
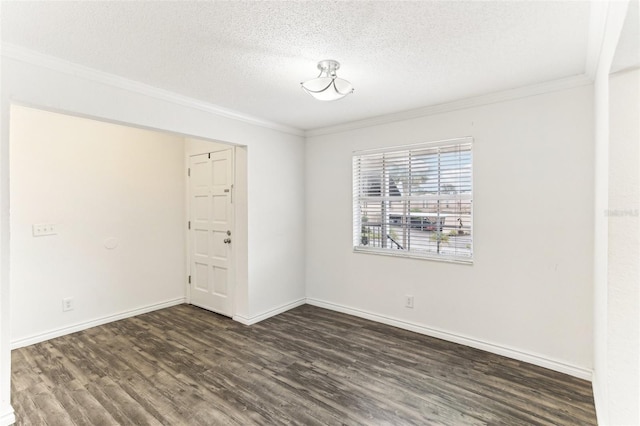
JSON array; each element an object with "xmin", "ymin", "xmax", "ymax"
[{"xmin": 353, "ymin": 247, "xmax": 474, "ymax": 265}]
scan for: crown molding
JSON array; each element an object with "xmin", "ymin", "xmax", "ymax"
[
  {"xmin": 305, "ymin": 73, "xmax": 593, "ymax": 138},
  {"xmin": 1, "ymin": 43, "xmax": 597, "ymax": 140},
  {"xmin": 0, "ymin": 43, "xmax": 305, "ymax": 137}
]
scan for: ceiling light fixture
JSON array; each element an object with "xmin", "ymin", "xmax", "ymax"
[{"xmin": 301, "ymin": 59, "xmax": 354, "ymax": 101}]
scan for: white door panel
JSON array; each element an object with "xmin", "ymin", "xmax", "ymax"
[{"xmin": 189, "ymin": 149, "xmax": 233, "ymax": 316}]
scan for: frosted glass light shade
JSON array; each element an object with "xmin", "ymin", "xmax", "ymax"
[{"xmin": 301, "ymin": 60, "xmax": 354, "ymax": 101}]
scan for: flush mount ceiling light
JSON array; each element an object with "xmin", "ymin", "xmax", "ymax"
[{"xmin": 301, "ymin": 59, "xmax": 354, "ymax": 101}]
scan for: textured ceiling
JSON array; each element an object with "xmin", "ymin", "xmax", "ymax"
[
  {"xmin": 611, "ymin": 0, "xmax": 640, "ymax": 73},
  {"xmin": 1, "ymin": 1, "xmax": 592, "ymax": 131}
]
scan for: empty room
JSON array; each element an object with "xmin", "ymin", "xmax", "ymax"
[{"xmin": 0, "ymin": 1, "xmax": 638, "ymax": 425}]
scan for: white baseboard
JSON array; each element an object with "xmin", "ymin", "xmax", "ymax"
[
  {"xmin": 11, "ymin": 297, "xmax": 186, "ymax": 349},
  {"xmin": 0, "ymin": 406, "xmax": 15, "ymax": 426},
  {"xmin": 306, "ymin": 297, "xmax": 593, "ymax": 381},
  {"xmin": 10, "ymin": 295, "xmax": 592, "ymax": 381},
  {"xmin": 234, "ymin": 298, "xmax": 306, "ymax": 325}
]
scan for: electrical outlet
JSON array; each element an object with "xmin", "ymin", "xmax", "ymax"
[
  {"xmin": 62, "ymin": 298, "xmax": 74, "ymax": 312},
  {"xmin": 33, "ymin": 223, "xmax": 57, "ymax": 237},
  {"xmin": 405, "ymin": 295, "xmax": 414, "ymax": 309}
]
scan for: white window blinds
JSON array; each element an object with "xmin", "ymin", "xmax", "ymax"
[{"xmin": 353, "ymin": 138, "xmax": 473, "ymax": 262}]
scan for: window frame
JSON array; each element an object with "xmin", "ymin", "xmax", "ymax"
[{"xmin": 352, "ymin": 137, "xmax": 474, "ymax": 264}]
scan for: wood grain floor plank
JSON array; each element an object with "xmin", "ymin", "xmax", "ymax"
[
  {"xmin": 149, "ymin": 370, "xmax": 247, "ymax": 425},
  {"xmin": 11, "ymin": 350, "xmax": 44, "ymax": 394},
  {"xmin": 11, "ymin": 303, "xmax": 596, "ymax": 425},
  {"xmin": 198, "ymin": 358, "xmax": 345, "ymax": 426},
  {"xmin": 249, "ymin": 319, "xmax": 517, "ymax": 424},
  {"xmin": 48, "ymin": 385, "xmax": 98, "ymax": 426},
  {"xmin": 274, "ymin": 306, "xmax": 595, "ymax": 425},
  {"xmin": 26, "ymin": 382, "xmax": 75, "ymax": 426},
  {"xmin": 11, "ymin": 388, "xmax": 48, "ymax": 426},
  {"xmin": 58, "ymin": 383, "xmax": 121, "ymax": 426}
]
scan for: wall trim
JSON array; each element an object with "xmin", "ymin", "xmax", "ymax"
[
  {"xmin": 10, "ymin": 297, "xmax": 186, "ymax": 350},
  {"xmin": 9, "ymin": 295, "xmax": 593, "ymax": 380},
  {"xmin": 0, "ymin": 407, "xmax": 15, "ymax": 426},
  {"xmin": 0, "ymin": 43, "xmax": 594, "ymax": 141},
  {"xmin": 306, "ymin": 297, "xmax": 593, "ymax": 381},
  {"xmin": 305, "ymin": 74, "xmax": 593, "ymax": 137},
  {"xmin": 234, "ymin": 298, "xmax": 306, "ymax": 326},
  {"xmin": 0, "ymin": 43, "xmax": 304, "ymax": 138}
]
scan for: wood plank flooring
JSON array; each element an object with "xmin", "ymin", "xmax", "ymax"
[{"xmin": 11, "ymin": 304, "xmax": 597, "ymax": 425}]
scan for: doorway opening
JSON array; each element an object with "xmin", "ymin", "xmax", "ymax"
[{"xmin": 8, "ymin": 104, "xmax": 247, "ymax": 349}]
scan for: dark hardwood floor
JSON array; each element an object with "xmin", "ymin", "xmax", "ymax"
[{"xmin": 11, "ymin": 304, "xmax": 597, "ymax": 425}]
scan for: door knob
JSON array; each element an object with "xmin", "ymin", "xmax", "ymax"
[
  {"xmin": 224, "ymin": 238, "xmax": 231, "ymax": 244},
  {"xmin": 227, "ymin": 230, "xmax": 231, "ymax": 236}
]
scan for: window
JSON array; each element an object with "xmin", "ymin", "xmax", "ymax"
[{"xmin": 353, "ymin": 137, "xmax": 473, "ymax": 262}]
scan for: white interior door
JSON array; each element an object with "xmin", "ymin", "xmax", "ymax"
[{"xmin": 189, "ymin": 149, "xmax": 234, "ymax": 316}]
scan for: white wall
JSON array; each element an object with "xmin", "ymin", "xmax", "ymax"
[
  {"xmin": 0, "ymin": 50, "xmax": 306, "ymax": 423},
  {"xmin": 593, "ymin": 63, "xmax": 611, "ymax": 424},
  {"xmin": 247, "ymin": 135, "xmax": 306, "ymax": 318},
  {"xmin": 306, "ymin": 85, "xmax": 595, "ymax": 377},
  {"xmin": 591, "ymin": 2, "xmax": 635, "ymax": 424},
  {"xmin": 606, "ymin": 68, "xmax": 639, "ymax": 425},
  {"xmin": 10, "ymin": 105, "xmax": 186, "ymax": 345}
]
